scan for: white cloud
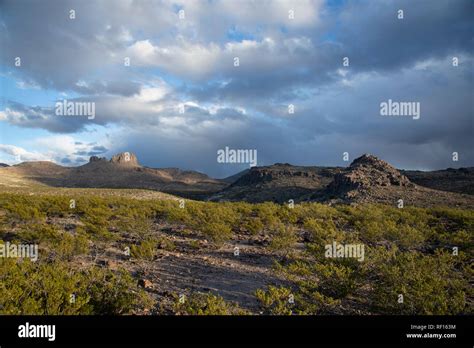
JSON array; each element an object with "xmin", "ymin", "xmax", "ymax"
[
  {"xmin": 135, "ymin": 80, "xmax": 171, "ymax": 102},
  {"xmin": 0, "ymin": 135, "xmax": 111, "ymax": 165},
  {"xmin": 0, "ymin": 144, "xmax": 51, "ymax": 162},
  {"xmin": 127, "ymin": 35, "xmax": 314, "ymax": 79}
]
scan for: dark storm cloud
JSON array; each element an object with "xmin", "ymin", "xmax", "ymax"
[
  {"xmin": 0, "ymin": 0, "xmax": 472, "ymax": 175},
  {"xmin": 1, "ymin": 101, "xmax": 93, "ymax": 133},
  {"xmin": 334, "ymin": 0, "xmax": 474, "ymax": 73}
]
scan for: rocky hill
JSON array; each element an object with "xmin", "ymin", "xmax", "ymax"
[
  {"xmin": 211, "ymin": 154, "xmax": 474, "ymax": 208},
  {"xmin": 325, "ymin": 154, "xmax": 413, "ymax": 197},
  {"xmin": 1, "ymin": 152, "xmax": 472, "ymax": 208},
  {"xmin": 315, "ymin": 154, "xmax": 474, "ymax": 208},
  {"xmin": 0, "ymin": 152, "xmax": 225, "ymax": 199},
  {"xmin": 210, "ymin": 163, "xmax": 342, "ymax": 203}
]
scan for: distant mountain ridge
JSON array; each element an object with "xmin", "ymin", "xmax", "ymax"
[
  {"xmin": 213, "ymin": 154, "xmax": 474, "ymax": 208},
  {"xmin": 0, "ymin": 152, "xmax": 473, "ymax": 208},
  {"xmin": 0, "ymin": 152, "xmax": 225, "ymax": 199}
]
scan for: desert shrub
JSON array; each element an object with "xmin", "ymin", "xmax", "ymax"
[
  {"xmin": 255, "ymin": 286, "xmax": 294, "ymax": 315},
  {"xmin": 430, "ymin": 207, "xmax": 474, "ymax": 231},
  {"xmin": 166, "ymin": 205, "xmax": 193, "ymax": 225},
  {"xmin": 17, "ymin": 223, "xmax": 61, "ymax": 244},
  {"xmin": 269, "ymin": 223, "xmax": 298, "ymax": 255},
  {"xmin": 276, "ymin": 206, "xmax": 299, "ymax": 224},
  {"xmin": 77, "ymin": 201, "xmax": 118, "ymax": 240},
  {"xmin": 172, "ymin": 292, "xmax": 247, "ymax": 315},
  {"xmin": 303, "ymin": 217, "xmax": 344, "ymax": 244},
  {"xmin": 130, "ymin": 238, "xmax": 158, "ymax": 261},
  {"xmin": 164, "ymin": 202, "xmax": 241, "ymax": 237},
  {"xmin": 255, "ymin": 203, "xmax": 281, "ymax": 229},
  {"xmin": 372, "ymin": 250, "xmax": 469, "ymax": 315},
  {"xmin": 188, "ymin": 240, "xmax": 201, "ymax": 250},
  {"xmin": 242, "ymin": 217, "xmax": 264, "ymax": 235},
  {"xmin": 156, "ymin": 236, "xmax": 176, "ymax": 251},
  {"xmin": 384, "ymin": 224, "xmax": 426, "ymax": 249},
  {"xmin": 276, "ymin": 258, "xmax": 359, "ymax": 314},
  {"xmin": 0, "ymin": 258, "xmax": 90, "ymax": 315},
  {"xmin": 111, "ymin": 206, "xmax": 153, "ymax": 238},
  {"xmin": 86, "ymin": 269, "xmax": 154, "ymax": 314},
  {"xmin": 439, "ymin": 229, "xmax": 473, "ymax": 250},
  {"xmin": 0, "ymin": 258, "xmax": 154, "ymax": 315},
  {"xmin": 8, "ymin": 223, "xmax": 89, "ymax": 260},
  {"xmin": 39, "ymin": 196, "xmax": 71, "ymax": 217},
  {"xmin": 293, "ymin": 203, "xmax": 341, "ymax": 225},
  {"xmin": 76, "ymin": 201, "xmax": 115, "ymax": 240},
  {"xmin": 198, "ymin": 203, "xmax": 241, "ymax": 227},
  {"xmin": 53, "ymin": 232, "xmax": 90, "ymax": 261},
  {"xmin": 2, "ymin": 196, "xmax": 45, "ymax": 222},
  {"xmin": 345, "ymin": 205, "xmax": 430, "ymax": 249},
  {"xmin": 311, "ymin": 261, "xmax": 359, "ymax": 299},
  {"xmin": 233, "ymin": 201, "xmax": 253, "ymax": 217},
  {"xmin": 200, "ymin": 222, "xmax": 232, "ymax": 244},
  {"xmin": 272, "ymin": 232, "xmax": 365, "ymax": 314},
  {"xmin": 427, "ymin": 208, "xmax": 474, "ymax": 251}
]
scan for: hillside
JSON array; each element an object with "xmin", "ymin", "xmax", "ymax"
[
  {"xmin": 403, "ymin": 167, "xmax": 474, "ymax": 195},
  {"xmin": 316, "ymin": 154, "xmax": 474, "ymax": 208},
  {"xmin": 0, "ymin": 152, "xmax": 225, "ymax": 199},
  {"xmin": 1, "ymin": 152, "xmax": 473, "ymax": 208},
  {"xmin": 213, "ymin": 154, "xmax": 474, "ymax": 209},
  {"xmin": 210, "ymin": 163, "xmax": 342, "ymax": 203}
]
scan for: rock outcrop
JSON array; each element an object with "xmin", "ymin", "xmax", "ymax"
[
  {"xmin": 89, "ymin": 156, "xmax": 107, "ymax": 163},
  {"xmin": 110, "ymin": 152, "xmax": 139, "ymax": 166},
  {"xmin": 210, "ymin": 163, "xmax": 341, "ymax": 203},
  {"xmin": 327, "ymin": 154, "xmax": 413, "ymax": 198}
]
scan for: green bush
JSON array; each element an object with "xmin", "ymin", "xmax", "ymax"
[
  {"xmin": 200, "ymin": 222, "xmax": 232, "ymax": 244},
  {"xmin": 2, "ymin": 197, "xmax": 45, "ymax": 222},
  {"xmin": 156, "ymin": 236, "xmax": 176, "ymax": 251},
  {"xmin": 243, "ymin": 217, "xmax": 264, "ymax": 235},
  {"xmin": 372, "ymin": 250, "xmax": 469, "ymax": 314},
  {"xmin": 131, "ymin": 238, "xmax": 158, "ymax": 261},
  {"xmin": 303, "ymin": 218, "xmax": 342, "ymax": 244},
  {"xmin": 172, "ymin": 292, "xmax": 247, "ymax": 315},
  {"xmin": 255, "ymin": 286, "xmax": 294, "ymax": 315},
  {"xmin": 17, "ymin": 223, "xmax": 61, "ymax": 244},
  {"xmin": 53, "ymin": 232, "xmax": 90, "ymax": 261},
  {"xmin": 0, "ymin": 258, "xmax": 154, "ymax": 315},
  {"xmin": 0, "ymin": 192, "xmax": 472, "ymax": 316},
  {"xmin": 255, "ymin": 203, "xmax": 281, "ymax": 229},
  {"xmin": 269, "ymin": 223, "xmax": 298, "ymax": 255}
]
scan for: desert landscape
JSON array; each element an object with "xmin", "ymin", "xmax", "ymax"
[{"xmin": 1, "ymin": 152, "xmax": 472, "ymax": 315}]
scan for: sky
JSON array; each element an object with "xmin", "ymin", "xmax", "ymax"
[{"xmin": 0, "ymin": 0, "xmax": 473, "ymax": 178}]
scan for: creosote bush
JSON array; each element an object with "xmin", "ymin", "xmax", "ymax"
[
  {"xmin": 0, "ymin": 193, "xmax": 472, "ymax": 315},
  {"xmin": 0, "ymin": 258, "xmax": 154, "ymax": 315},
  {"xmin": 172, "ymin": 292, "xmax": 248, "ymax": 315},
  {"xmin": 255, "ymin": 286, "xmax": 294, "ymax": 315}
]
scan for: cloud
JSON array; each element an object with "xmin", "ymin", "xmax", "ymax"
[
  {"xmin": 0, "ymin": 135, "xmax": 110, "ymax": 166},
  {"xmin": 0, "ymin": 0, "xmax": 472, "ymax": 176},
  {"xmin": 0, "ymin": 144, "xmax": 50, "ymax": 162}
]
